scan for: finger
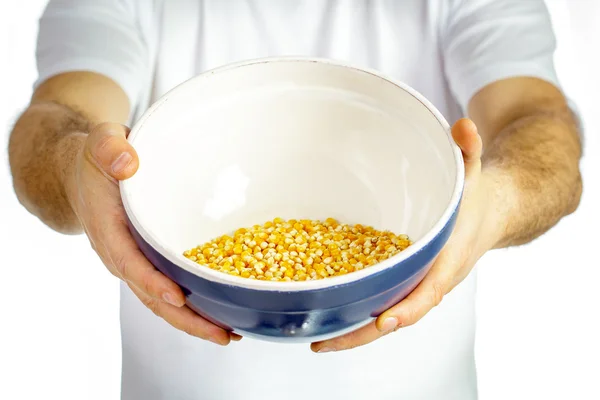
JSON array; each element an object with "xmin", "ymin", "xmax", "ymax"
[
  {"xmin": 375, "ymin": 257, "xmax": 456, "ymax": 332},
  {"xmin": 100, "ymin": 219, "xmax": 186, "ymax": 307},
  {"xmin": 452, "ymin": 118, "xmax": 482, "ymax": 162},
  {"xmin": 311, "ymin": 321, "xmax": 389, "ymax": 353},
  {"xmin": 452, "ymin": 118, "xmax": 482, "ymax": 175},
  {"xmin": 85, "ymin": 122, "xmax": 139, "ymax": 180},
  {"xmin": 129, "ymin": 284, "xmax": 231, "ymax": 345},
  {"xmin": 229, "ymin": 333, "xmax": 243, "ymax": 342}
]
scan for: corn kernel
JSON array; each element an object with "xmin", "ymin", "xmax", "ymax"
[
  {"xmin": 234, "ymin": 261, "xmax": 245, "ymax": 270},
  {"xmin": 183, "ymin": 218, "xmax": 411, "ymax": 282},
  {"xmin": 233, "ymin": 244, "xmax": 243, "ymax": 255}
]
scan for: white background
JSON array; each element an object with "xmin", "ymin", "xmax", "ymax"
[{"xmin": 0, "ymin": 1, "xmax": 598, "ymax": 399}]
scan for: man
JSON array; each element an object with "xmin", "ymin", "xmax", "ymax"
[{"xmin": 8, "ymin": 0, "xmax": 582, "ymax": 399}]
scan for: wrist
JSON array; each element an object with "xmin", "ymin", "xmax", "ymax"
[
  {"xmin": 54, "ymin": 132, "xmax": 87, "ymax": 218},
  {"xmin": 479, "ymin": 166, "xmax": 517, "ymax": 249}
]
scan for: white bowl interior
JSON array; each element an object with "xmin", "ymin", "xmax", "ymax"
[{"xmin": 123, "ymin": 59, "xmax": 459, "ymax": 284}]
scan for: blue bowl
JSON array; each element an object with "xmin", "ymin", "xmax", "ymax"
[{"xmin": 121, "ymin": 57, "xmax": 464, "ymax": 342}]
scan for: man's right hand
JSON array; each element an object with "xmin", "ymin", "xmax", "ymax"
[{"xmin": 66, "ymin": 122, "xmax": 234, "ymax": 345}]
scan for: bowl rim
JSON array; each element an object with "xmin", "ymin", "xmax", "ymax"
[{"xmin": 120, "ymin": 56, "xmax": 465, "ymax": 292}]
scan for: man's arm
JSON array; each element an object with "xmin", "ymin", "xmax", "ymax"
[
  {"xmin": 8, "ymin": 72, "xmax": 130, "ymax": 233},
  {"xmin": 438, "ymin": 0, "xmax": 582, "ymax": 244},
  {"xmin": 8, "ymin": 71, "xmax": 233, "ymax": 344},
  {"xmin": 312, "ymin": 77, "xmax": 583, "ymax": 352},
  {"xmin": 471, "ymin": 77, "xmax": 582, "ymax": 247},
  {"xmin": 311, "ymin": 0, "xmax": 583, "ymax": 352}
]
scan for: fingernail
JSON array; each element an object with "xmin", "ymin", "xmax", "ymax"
[
  {"xmin": 112, "ymin": 152, "xmax": 132, "ymax": 174},
  {"xmin": 380, "ymin": 317, "xmax": 398, "ymax": 333},
  {"xmin": 162, "ymin": 292, "xmax": 179, "ymax": 307},
  {"xmin": 230, "ymin": 333, "xmax": 243, "ymax": 342},
  {"xmin": 318, "ymin": 347, "xmax": 335, "ymax": 353}
]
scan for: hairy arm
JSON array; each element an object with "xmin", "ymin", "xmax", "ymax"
[
  {"xmin": 312, "ymin": 76, "xmax": 584, "ymax": 352},
  {"xmin": 8, "ymin": 72, "xmax": 130, "ymax": 233},
  {"xmin": 471, "ymin": 77, "xmax": 583, "ymax": 248},
  {"xmin": 9, "ymin": 71, "xmax": 232, "ymax": 343}
]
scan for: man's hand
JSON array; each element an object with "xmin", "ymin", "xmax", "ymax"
[
  {"xmin": 65, "ymin": 122, "xmax": 236, "ymax": 345},
  {"xmin": 311, "ymin": 78, "xmax": 582, "ymax": 353},
  {"xmin": 311, "ymin": 119, "xmax": 502, "ymax": 352},
  {"xmin": 9, "ymin": 72, "xmax": 241, "ymax": 345}
]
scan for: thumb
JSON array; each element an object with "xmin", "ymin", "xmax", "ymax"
[
  {"xmin": 85, "ymin": 122, "xmax": 139, "ymax": 181},
  {"xmin": 452, "ymin": 118, "xmax": 482, "ymax": 177}
]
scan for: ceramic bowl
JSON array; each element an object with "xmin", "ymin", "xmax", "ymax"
[{"xmin": 121, "ymin": 57, "xmax": 464, "ymax": 342}]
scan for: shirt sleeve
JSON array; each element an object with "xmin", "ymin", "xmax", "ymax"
[
  {"xmin": 35, "ymin": 0, "xmax": 149, "ymax": 115},
  {"xmin": 442, "ymin": 0, "xmax": 561, "ymax": 112}
]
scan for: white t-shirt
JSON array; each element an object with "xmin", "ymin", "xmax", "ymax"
[{"xmin": 36, "ymin": 1, "xmax": 561, "ymax": 399}]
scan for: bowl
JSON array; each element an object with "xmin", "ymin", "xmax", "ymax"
[{"xmin": 120, "ymin": 57, "xmax": 464, "ymax": 343}]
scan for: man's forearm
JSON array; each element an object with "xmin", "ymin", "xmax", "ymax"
[
  {"xmin": 482, "ymin": 107, "xmax": 582, "ymax": 248},
  {"xmin": 8, "ymin": 101, "xmax": 89, "ymax": 234}
]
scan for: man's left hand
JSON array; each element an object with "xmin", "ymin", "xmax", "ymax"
[{"xmin": 311, "ymin": 118, "xmax": 503, "ymax": 353}]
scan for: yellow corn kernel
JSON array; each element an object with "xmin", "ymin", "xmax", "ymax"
[
  {"xmin": 233, "ymin": 244, "xmax": 243, "ymax": 255},
  {"xmin": 183, "ymin": 218, "xmax": 410, "ymax": 281},
  {"xmin": 212, "ymin": 249, "xmax": 224, "ymax": 258},
  {"xmin": 234, "ymin": 261, "xmax": 245, "ymax": 271}
]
